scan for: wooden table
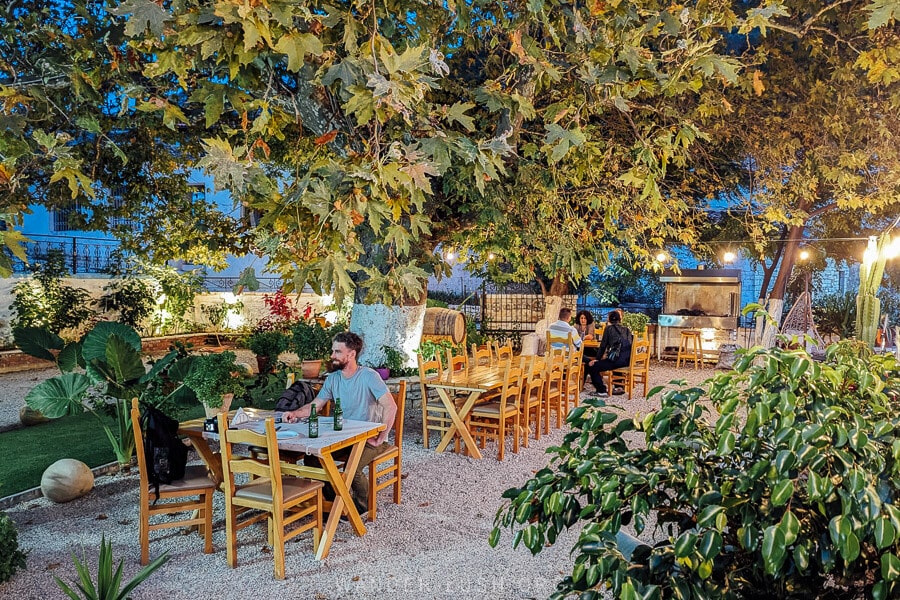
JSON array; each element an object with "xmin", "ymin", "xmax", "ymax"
[
  {"xmin": 427, "ymin": 359, "xmax": 544, "ymax": 460},
  {"xmin": 179, "ymin": 410, "xmax": 384, "ymax": 560}
]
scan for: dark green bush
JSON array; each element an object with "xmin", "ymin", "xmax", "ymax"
[
  {"xmin": 813, "ymin": 292, "xmax": 857, "ymax": 340},
  {"xmin": 0, "ymin": 511, "xmax": 26, "ymax": 583},
  {"xmin": 491, "ymin": 340, "xmax": 900, "ymax": 600},
  {"xmin": 12, "ymin": 249, "xmax": 93, "ymax": 334}
]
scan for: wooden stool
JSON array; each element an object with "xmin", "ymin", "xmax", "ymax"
[{"xmin": 676, "ymin": 330, "xmax": 703, "ymax": 370}]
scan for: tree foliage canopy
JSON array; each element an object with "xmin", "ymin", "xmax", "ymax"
[{"xmin": 1, "ymin": 0, "xmax": 898, "ymax": 301}]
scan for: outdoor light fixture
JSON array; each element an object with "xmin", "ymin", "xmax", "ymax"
[
  {"xmin": 488, "ymin": 252, "xmax": 495, "ymax": 260},
  {"xmin": 722, "ymin": 251, "xmax": 736, "ymax": 264},
  {"xmin": 655, "ymin": 251, "xmax": 668, "ymax": 263},
  {"xmin": 799, "ymin": 249, "xmax": 810, "ymax": 261},
  {"xmin": 885, "ymin": 237, "xmax": 900, "ymax": 260},
  {"xmin": 445, "ymin": 250, "xmax": 456, "ymax": 261}
]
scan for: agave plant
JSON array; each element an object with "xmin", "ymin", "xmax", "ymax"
[
  {"xmin": 16, "ymin": 322, "xmax": 188, "ymax": 465},
  {"xmin": 55, "ymin": 536, "xmax": 168, "ymax": 600}
]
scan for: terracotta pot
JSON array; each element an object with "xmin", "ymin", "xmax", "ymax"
[
  {"xmin": 375, "ymin": 367, "xmax": 390, "ymax": 380},
  {"xmin": 301, "ymin": 359, "xmax": 322, "ymax": 379},
  {"xmin": 204, "ymin": 392, "xmax": 234, "ymax": 419}
]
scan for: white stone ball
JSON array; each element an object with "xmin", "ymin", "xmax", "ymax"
[{"xmin": 41, "ymin": 459, "xmax": 94, "ymax": 503}]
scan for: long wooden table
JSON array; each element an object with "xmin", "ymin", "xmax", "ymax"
[
  {"xmin": 427, "ymin": 358, "xmax": 545, "ymax": 460},
  {"xmin": 179, "ymin": 410, "xmax": 384, "ymax": 560}
]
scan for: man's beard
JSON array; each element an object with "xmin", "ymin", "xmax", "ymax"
[{"xmin": 327, "ymin": 358, "xmax": 347, "ymax": 373}]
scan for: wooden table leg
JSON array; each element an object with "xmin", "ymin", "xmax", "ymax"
[
  {"xmin": 315, "ymin": 441, "xmax": 367, "ymax": 560},
  {"xmin": 434, "ymin": 389, "xmax": 483, "ymax": 459}
]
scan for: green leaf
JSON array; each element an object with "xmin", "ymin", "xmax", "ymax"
[
  {"xmin": 104, "ymin": 335, "xmax": 147, "ymax": 386},
  {"xmin": 82, "ymin": 323, "xmax": 142, "ymax": 362},
  {"xmin": 234, "ymin": 266, "xmax": 260, "ymax": 294},
  {"xmin": 674, "ymin": 532, "xmax": 696, "ymax": 558},
  {"xmin": 761, "ymin": 525, "xmax": 786, "ymax": 574},
  {"xmin": 25, "ymin": 373, "xmax": 91, "ymax": 418},
  {"xmin": 841, "ymin": 533, "xmax": 861, "ymax": 562},
  {"xmin": 876, "ymin": 518, "xmax": 897, "ymax": 550},
  {"xmin": 883, "ymin": 553, "xmax": 900, "ymax": 582},
  {"xmin": 275, "ymin": 33, "xmax": 323, "ymax": 72},
  {"xmin": 697, "ymin": 505, "xmax": 725, "ymax": 528},
  {"xmin": 867, "ymin": 1, "xmax": 900, "ymax": 29},
  {"xmin": 717, "ymin": 430, "xmax": 735, "ymax": 455},
  {"xmin": 771, "ymin": 479, "xmax": 794, "ymax": 506},
  {"xmin": 697, "ymin": 531, "xmax": 722, "ymax": 560},
  {"xmin": 780, "ymin": 510, "xmax": 800, "ymax": 545},
  {"xmin": 57, "ymin": 343, "xmax": 81, "ymax": 373},
  {"xmin": 109, "ymin": 0, "xmax": 170, "ymax": 37},
  {"xmin": 13, "ymin": 327, "xmax": 64, "ymax": 362}
]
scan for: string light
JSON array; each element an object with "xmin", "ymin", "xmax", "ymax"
[{"xmin": 722, "ymin": 251, "xmax": 736, "ymax": 263}]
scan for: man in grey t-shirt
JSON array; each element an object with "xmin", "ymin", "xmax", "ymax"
[{"xmin": 284, "ymin": 331, "xmax": 397, "ymax": 516}]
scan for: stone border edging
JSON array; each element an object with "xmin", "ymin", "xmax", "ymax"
[{"xmin": 0, "ymin": 461, "xmax": 122, "ymax": 511}]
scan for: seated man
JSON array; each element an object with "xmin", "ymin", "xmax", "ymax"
[
  {"xmin": 284, "ymin": 331, "xmax": 397, "ymax": 516},
  {"xmin": 585, "ymin": 310, "xmax": 633, "ymax": 397},
  {"xmin": 547, "ymin": 307, "xmax": 582, "ymax": 351}
]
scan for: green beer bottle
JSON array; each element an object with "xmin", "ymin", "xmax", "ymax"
[
  {"xmin": 308, "ymin": 403, "xmax": 319, "ymax": 438},
  {"xmin": 333, "ymin": 397, "xmax": 344, "ymax": 431}
]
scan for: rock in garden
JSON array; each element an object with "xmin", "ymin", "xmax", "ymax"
[
  {"xmin": 19, "ymin": 405, "xmax": 49, "ymax": 426},
  {"xmin": 41, "ymin": 459, "xmax": 94, "ymax": 503}
]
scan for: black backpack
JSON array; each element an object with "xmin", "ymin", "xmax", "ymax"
[
  {"xmin": 275, "ymin": 381, "xmax": 318, "ymax": 412},
  {"xmin": 140, "ymin": 403, "xmax": 188, "ymax": 502}
]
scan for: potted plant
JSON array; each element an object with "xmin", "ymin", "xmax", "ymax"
[
  {"xmin": 290, "ymin": 321, "xmax": 332, "ymax": 378},
  {"xmin": 183, "ymin": 351, "xmax": 247, "ymax": 417},
  {"xmin": 245, "ymin": 329, "xmax": 288, "ymax": 374},
  {"xmin": 376, "ymin": 345, "xmax": 405, "ymax": 380},
  {"xmin": 622, "ymin": 310, "xmax": 650, "ymax": 335}
]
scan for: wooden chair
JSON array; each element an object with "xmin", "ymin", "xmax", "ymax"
[
  {"xmin": 367, "ymin": 381, "xmax": 407, "ymax": 521},
  {"xmin": 543, "ymin": 349, "xmax": 565, "ymax": 433},
  {"xmin": 131, "ymin": 399, "xmax": 215, "ymax": 566},
  {"xmin": 493, "ymin": 341, "xmax": 514, "ymax": 364},
  {"xmin": 218, "ymin": 414, "xmax": 324, "ymax": 579},
  {"xmin": 445, "ymin": 348, "xmax": 469, "ymax": 379},
  {"xmin": 519, "ymin": 356, "xmax": 544, "ymax": 445},
  {"xmin": 468, "ymin": 363, "xmax": 522, "ymax": 460},
  {"xmin": 607, "ymin": 338, "xmax": 651, "ymax": 400},
  {"xmin": 562, "ymin": 343, "xmax": 584, "ymax": 414},
  {"xmin": 420, "ymin": 354, "xmax": 449, "ymax": 449},
  {"xmin": 471, "ymin": 343, "xmax": 493, "ymax": 367}
]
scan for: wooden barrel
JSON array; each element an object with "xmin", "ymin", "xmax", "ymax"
[{"xmin": 422, "ymin": 308, "xmax": 466, "ymax": 344}]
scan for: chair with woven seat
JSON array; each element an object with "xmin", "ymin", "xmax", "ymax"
[
  {"xmin": 131, "ymin": 399, "xmax": 216, "ymax": 566},
  {"xmin": 519, "ymin": 356, "xmax": 544, "ymax": 446},
  {"xmin": 607, "ymin": 338, "xmax": 651, "ymax": 400},
  {"xmin": 367, "ymin": 380, "xmax": 407, "ymax": 521},
  {"xmin": 218, "ymin": 414, "xmax": 323, "ymax": 579},
  {"xmin": 468, "ymin": 363, "xmax": 522, "ymax": 460}
]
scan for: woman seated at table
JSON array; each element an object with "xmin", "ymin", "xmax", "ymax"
[
  {"xmin": 575, "ymin": 310, "xmax": 597, "ymax": 362},
  {"xmin": 585, "ymin": 310, "xmax": 632, "ymax": 397}
]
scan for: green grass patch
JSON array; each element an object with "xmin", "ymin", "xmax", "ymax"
[
  {"xmin": 0, "ymin": 412, "xmax": 117, "ymax": 497},
  {"xmin": 0, "ymin": 397, "xmax": 274, "ymax": 499}
]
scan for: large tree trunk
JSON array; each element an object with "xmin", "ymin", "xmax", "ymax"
[
  {"xmin": 349, "ymin": 303, "xmax": 426, "ymax": 369},
  {"xmin": 758, "ymin": 223, "xmax": 805, "ymax": 348}
]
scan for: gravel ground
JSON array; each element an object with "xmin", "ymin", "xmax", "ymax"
[{"xmin": 0, "ymin": 362, "xmax": 717, "ymax": 600}]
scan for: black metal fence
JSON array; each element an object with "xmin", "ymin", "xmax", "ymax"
[{"xmin": 10, "ymin": 234, "xmax": 125, "ymax": 274}]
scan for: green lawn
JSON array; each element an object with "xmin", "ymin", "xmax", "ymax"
[
  {"xmin": 0, "ymin": 412, "xmax": 117, "ymax": 497},
  {"xmin": 0, "ymin": 395, "xmax": 277, "ymax": 499}
]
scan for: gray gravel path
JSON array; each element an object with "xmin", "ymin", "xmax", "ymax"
[{"xmin": 0, "ymin": 362, "xmax": 717, "ymax": 600}]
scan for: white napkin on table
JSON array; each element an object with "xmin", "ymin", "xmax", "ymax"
[{"xmin": 230, "ymin": 407, "xmax": 250, "ymax": 427}]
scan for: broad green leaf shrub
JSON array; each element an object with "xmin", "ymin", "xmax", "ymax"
[
  {"xmin": 0, "ymin": 511, "xmax": 26, "ymax": 583},
  {"xmin": 491, "ymin": 341, "xmax": 900, "ymax": 599}
]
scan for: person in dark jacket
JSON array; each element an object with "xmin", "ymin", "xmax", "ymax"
[{"xmin": 586, "ymin": 310, "xmax": 633, "ymax": 397}]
